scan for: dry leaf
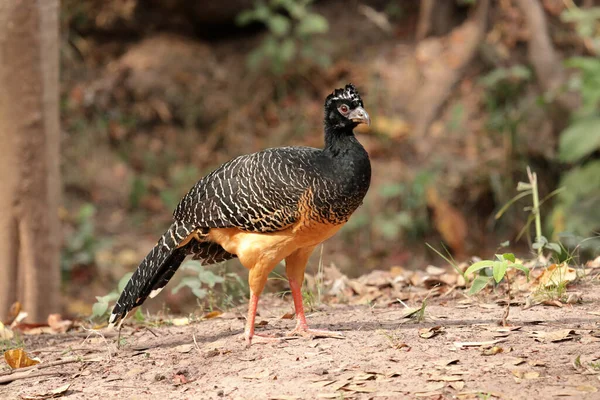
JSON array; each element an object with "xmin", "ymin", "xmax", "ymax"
[
  {"xmin": 0, "ymin": 321, "xmax": 14, "ymax": 340},
  {"xmin": 202, "ymin": 311, "xmax": 222, "ymax": 320},
  {"xmin": 512, "ymin": 370, "xmax": 540, "ymax": 380},
  {"xmin": 20, "ymin": 383, "xmax": 70, "ymax": 400},
  {"xmin": 576, "ymin": 385, "xmax": 598, "ymax": 393},
  {"xmin": 47, "ymin": 314, "xmax": 73, "ymax": 334},
  {"xmin": 280, "ymin": 312, "xmax": 295, "ymax": 320},
  {"xmin": 171, "ymin": 317, "xmax": 190, "ymax": 326},
  {"xmin": 537, "ymin": 263, "xmax": 577, "ymax": 287},
  {"xmin": 449, "ymin": 381, "xmax": 465, "ymax": 391},
  {"xmin": 174, "ymin": 344, "xmax": 194, "ymax": 353},
  {"xmin": 530, "ymin": 329, "xmax": 576, "ymax": 343},
  {"xmin": 4, "ymin": 348, "xmax": 40, "ymax": 369},
  {"xmin": 428, "ymin": 375, "xmax": 463, "ymax": 382},
  {"xmin": 419, "ymin": 326, "xmax": 444, "ymax": 339},
  {"xmin": 481, "ymin": 346, "xmax": 503, "ymax": 356},
  {"xmin": 435, "ymin": 359, "xmax": 459, "ymax": 367},
  {"xmin": 243, "ymin": 369, "xmax": 270, "ymax": 380},
  {"xmin": 454, "ymin": 338, "xmax": 507, "ymax": 348},
  {"xmin": 341, "ymin": 385, "xmax": 377, "ymax": 393}
]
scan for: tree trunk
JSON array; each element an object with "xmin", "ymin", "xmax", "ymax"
[{"xmin": 0, "ymin": 0, "xmax": 61, "ymax": 323}]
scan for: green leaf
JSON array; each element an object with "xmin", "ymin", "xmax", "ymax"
[
  {"xmin": 510, "ymin": 264, "xmax": 530, "ymax": 279},
  {"xmin": 118, "ymin": 272, "xmax": 134, "ymax": 294},
  {"xmin": 267, "ymin": 14, "xmax": 291, "ymax": 36},
  {"xmin": 236, "ymin": 10, "xmax": 256, "ymax": 26},
  {"xmin": 464, "ymin": 260, "xmax": 494, "ymax": 277},
  {"xmin": 296, "ymin": 13, "xmax": 329, "ymax": 36},
  {"xmin": 182, "ymin": 260, "xmax": 204, "ymax": 273},
  {"xmin": 559, "ymin": 117, "xmax": 600, "ymax": 162},
  {"xmin": 191, "ymin": 288, "xmax": 208, "ymax": 299},
  {"xmin": 492, "ymin": 261, "xmax": 508, "ymax": 283},
  {"xmin": 501, "ymin": 253, "xmax": 516, "ymax": 263},
  {"xmin": 279, "ymin": 38, "xmax": 296, "ymax": 63},
  {"xmin": 198, "ymin": 269, "xmax": 225, "ymax": 288},
  {"xmin": 92, "ymin": 301, "xmax": 108, "ymax": 318},
  {"xmin": 546, "ymin": 242, "xmax": 562, "ymax": 254},
  {"xmin": 469, "ymin": 276, "xmax": 492, "ymax": 295},
  {"xmin": 172, "ymin": 276, "xmax": 200, "ymax": 294}
]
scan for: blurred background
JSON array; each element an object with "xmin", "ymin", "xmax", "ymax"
[{"xmin": 3, "ymin": 0, "xmax": 600, "ymax": 320}]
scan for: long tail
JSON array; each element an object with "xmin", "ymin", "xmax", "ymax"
[{"xmin": 108, "ymin": 221, "xmax": 196, "ymax": 327}]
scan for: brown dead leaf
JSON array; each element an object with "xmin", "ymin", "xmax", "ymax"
[
  {"xmin": 537, "ymin": 263, "xmax": 577, "ymax": 287},
  {"xmin": 576, "ymin": 385, "xmax": 598, "ymax": 393},
  {"xmin": 20, "ymin": 383, "xmax": 70, "ymax": 400},
  {"xmin": 435, "ymin": 359, "xmax": 460, "ymax": 367},
  {"xmin": 449, "ymin": 381, "xmax": 465, "ymax": 391},
  {"xmin": 47, "ymin": 314, "xmax": 73, "ymax": 334},
  {"xmin": 202, "ymin": 311, "xmax": 222, "ymax": 320},
  {"xmin": 280, "ymin": 312, "xmax": 295, "ymax": 320},
  {"xmin": 175, "ymin": 344, "xmax": 194, "ymax": 353},
  {"xmin": 4, "ymin": 348, "xmax": 40, "ymax": 369},
  {"xmin": 0, "ymin": 321, "xmax": 13, "ymax": 340},
  {"xmin": 512, "ymin": 370, "xmax": 540, "ymax": 380},
  {"xmin": 419, "ymin": 326, "xmax": 444, "ymax": 339},
  {"xmin": 481, "ymin": 346, "xmax": 503, "ymax": 356},
  {"xmin": 530, "ymin": 329, "xmax": 576, "ymax": 343},
  {"xmin": 428, "ymin": 375, "xmax": 463, "ymax": 382},
  {"xmin": 341, "ymin": 384, "xmax": 377, "ymax": 393},
  {"xmin": 256, "ymin": 320, "xmax": 269, "ymax": 327},
  {"xmin": 453, "ymin": 338, "xmax": 507, "ymax": 348},
  {"xmin": 243, "ymin": 369, "xmax": 270, "ymax": 380}
]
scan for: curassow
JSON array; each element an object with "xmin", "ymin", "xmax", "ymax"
[{"xmin": 109, "ymin": 84, "xmax": 371, "ymax": 345}]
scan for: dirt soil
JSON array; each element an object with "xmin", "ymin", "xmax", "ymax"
[{"xmin": 2, "ymin": 282, "xmax": 600, "ymax": 400}]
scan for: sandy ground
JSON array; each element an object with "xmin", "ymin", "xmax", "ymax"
[{"xmin": 1, "ymin": 282, "xmax": 600, "ymax": 400}]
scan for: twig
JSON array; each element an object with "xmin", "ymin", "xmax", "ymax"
[
  {"xmin": 0, "ymin": 355, "xmax": 101, "ymax": 378},
  {"xmin": 0, "ymin": 370, "xmax": 63, "ymax": 384},
  {"xmin": 192, "ymin": 331, "xmax": 202, "ymax": 355}
]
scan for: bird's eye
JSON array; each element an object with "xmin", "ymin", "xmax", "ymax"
[{"xmin": 339, "ymin": 105, "xmax": 349, "ymax": 114}]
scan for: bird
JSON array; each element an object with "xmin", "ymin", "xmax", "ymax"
[{"xmin": 109, "ymin": 83, "xmax": 371, "ymax": 345}]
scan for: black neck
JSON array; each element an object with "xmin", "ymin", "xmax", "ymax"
[{"xmin": 323, "ymin": 125, "xmax": 358, "ymax": 156}]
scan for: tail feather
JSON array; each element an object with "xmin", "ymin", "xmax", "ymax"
[{"xmin": 108, "ymin": 221, "xmax": 194, "ymax": 327}]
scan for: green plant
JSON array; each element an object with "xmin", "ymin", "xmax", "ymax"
[
  {"xmin": 495, "ymin": 167, "xmax": 564, "ymax": 256},
  {"xmin": 172, "ymin": 260, "xmax": 225, "ymax": 299},
  {"xmin": 61, "ymin": 204, "xmax": 104, "ymax": 277},
  {"xmin": 561, "ymin": 5, "xmax": 600, "ymax": 54},
  {"xmin": 236, "ymin": 0, "xmax": 330, "ymax": 74},
  {"xmin": 91, "ymin": 272, "xmax": 133, "ymax": 320},
  {"xmin": 465, "ymin": 253, "xmax": 530, "ymax": 326}
]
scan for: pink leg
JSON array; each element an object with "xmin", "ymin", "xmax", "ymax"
[
  {"xmin": 287, "ymin": 277, "xmax": 344, "ymax": 339},
  {"xmin": 244, "ymin": 291, "xmax": 281, "ymax": 346}
]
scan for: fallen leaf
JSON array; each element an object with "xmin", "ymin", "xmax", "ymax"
[
  {"xmin": 415, "ymin": 382, "xmax": 445, "ymax": 392},
  {"xmin": 341, "ymin": 384, "xmax": 377, "ymax": 393},
  {"xmin": 243, "ymin": 369, "xmax": 270, "ymax": 380},
  {"xmin": 454, "ymin": 338, "xmax": 507, "ymax": 348},
  {"xmin": 530, "ymin": 329, "xmax": 576, "ymax": 343},
  {"xmin": 4, "ymin": 349, "xmax": 40, "ymax": 369},
  {"xmin": 352, "ymin": 373, "xmax": 376, "ymax": 381},
  {"xmin": 512, "ymin": 370, "xmax": 540, "ymax": 379},
  {"xmin": 280, "ymin": 312, "xmax": 295, "ymax": 319},
  {"xmin": 419, "ymin": 326, "xmax": 444, "ymax": 339},
  {"xmin": 47, "ymin": 314, "xmax": 73, "ymax": 334},
  {"xmin": 0, "ymin": 321, "xmax": 14, "ymax": 340},
  {"xmin": 537, "ymin": 263, "xmax": 577, "ymax": 287},
  {"xmin": 202, "ymin": 311, "xmax": 222, "ymax": 320},
  {"xmin": 174, "ymin": 344, "xmax": 194, "ymax": 353},
  {"xmin": 449, "ymin": 381, "xmax": 465, "ymax": 391},
  {"xmin": 256, "ymin": 320, "xmax": 269, "ymax": 327},
  {"xmin": 171, "ymin": 317, "xmax": 190, "ymax": 326},
  {"xmin": 428, "ymin": 375, "xmax": 463, "ymax": 382},
  {"xmin": 20, "ymin": 383, "xmax": 70, "ymax": 400},
  {"xmin": 269, "ymin": 396, "xmax": 298, "ymax": 400},
  {"xmin": 576, "ymin": 385, "xmax": 598, "ymax": 393},
  {"xmin": 481, "ymin": 346, "xmax": 503, "ymax": 356},
  {"xmin": 435, "ymin": 359, "xmax": 459, "ymax": 367}
]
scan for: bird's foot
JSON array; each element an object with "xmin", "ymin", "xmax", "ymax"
[
  {"xmin": 244, "ymin": 331, "xmax": 283, "ymax": 347},
  {"xmin": 287, "ymin": 324, "xmax": 344, "ymax": 339}
]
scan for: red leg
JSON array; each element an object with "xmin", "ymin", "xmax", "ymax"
[
  {"xmin": 244, "ymin": 291, "xmax": 281, "ymax": 346},
  {"xmin": 287, "ymin": 276, "xmax": 343, "ymax": 339}
]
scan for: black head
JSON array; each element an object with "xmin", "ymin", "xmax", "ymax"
[{"xmin": 324, "ymin": 83, "xmax": 370, "ymax": 133}]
